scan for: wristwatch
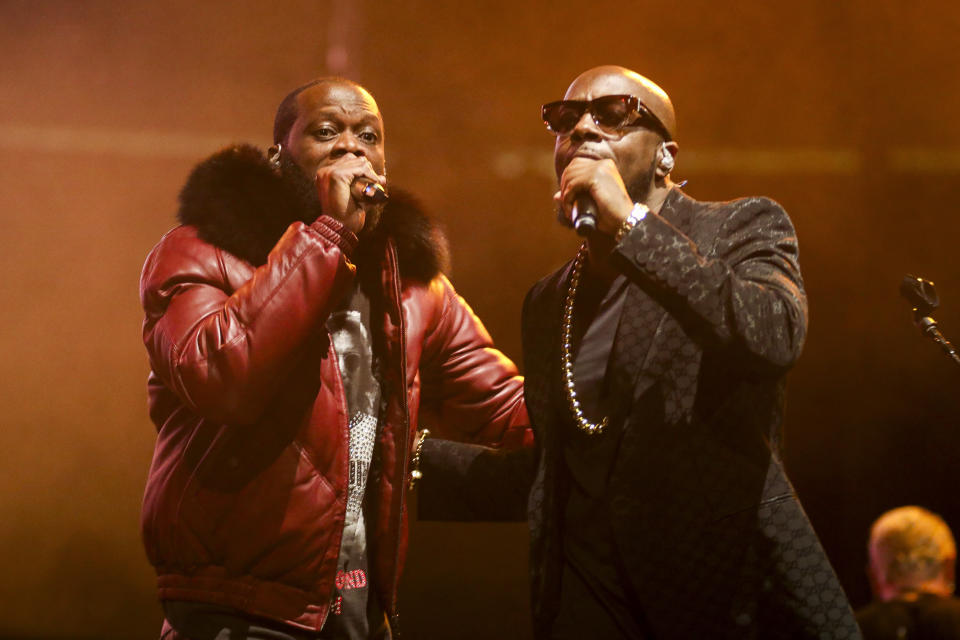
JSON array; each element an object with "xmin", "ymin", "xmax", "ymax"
[{"xmin": 615, "ymin": 202, "xmax": 649, "ymax": 243}]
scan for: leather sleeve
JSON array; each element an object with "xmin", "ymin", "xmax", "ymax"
[
  {"xmin": 418, "ymin": 276, "xmax": 531, "ymax": 448},
  {"xmin": 612, "ymin": 197, "xmax": 807, "ymax": 371},
  {"xmin": 139, "ymin": 216, "xmax": 357, "ymax": 425},
  {"xmin": 416, "ymin": 439, "xmax": 535, "ymax": 522}
]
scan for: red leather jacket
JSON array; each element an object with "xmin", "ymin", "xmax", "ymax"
[{"xmin": 139, "ymin": 147, "xmax": 528, "ymax": 633}]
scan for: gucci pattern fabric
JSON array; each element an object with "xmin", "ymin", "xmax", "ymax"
[{"xmin": 522, "ymin": 188, "xmax": 860, "ymax": 638}]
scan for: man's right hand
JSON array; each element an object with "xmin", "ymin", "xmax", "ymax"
[
  {"xmin": 314, "ymin": 155, "xmax": 386, "ymax": 235},
  {"xmin": 555, "ymin": 157, "xmax": 635, "ymax": 237}
]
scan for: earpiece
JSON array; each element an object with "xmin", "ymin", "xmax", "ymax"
[
  {"xmin": 268, "ymin": 143, "xmax": 282, "ymax": 168},
  {"xmin": 658, "ymin": 143, "xmax": 675, "ymax": 173}
]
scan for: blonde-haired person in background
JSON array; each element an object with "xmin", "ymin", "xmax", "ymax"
[{"xmin": 858, "ymin": 506, "xmax": 960, "ymax": 639}]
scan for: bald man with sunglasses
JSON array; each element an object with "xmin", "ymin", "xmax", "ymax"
[
  {"xmin": 419, "ymin": 65, "xmax": 859, "ymax": 637},
  {"xmin": 516, "ymin": 66, "xmax": 860, "ymax": 638}
]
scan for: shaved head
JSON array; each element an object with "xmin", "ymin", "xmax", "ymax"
[
  {"xmin": 273, "ymin": 77, "xmax": 375, "ymax": 145},
  {"xmin": 564, "ymin": 65, "xmax": 677, "ymax": 141}
]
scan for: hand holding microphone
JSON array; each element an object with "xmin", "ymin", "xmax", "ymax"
[
  {"xmin": 315, "ymin": 155, "xmax": 387, "ymax": 234},
  {"xmin": 557, "ymin": 157, "xmax": 635, "ymax": 237}
]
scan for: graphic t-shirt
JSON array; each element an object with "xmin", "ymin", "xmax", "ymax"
[{"xmin": 320, "ymin": 283, "xmax": 386, "ymax": 639}]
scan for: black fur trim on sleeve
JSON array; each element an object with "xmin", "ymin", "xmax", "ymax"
[{"xmin": 177, "ymin": 144, "xmax": 320, "ymax": 265}]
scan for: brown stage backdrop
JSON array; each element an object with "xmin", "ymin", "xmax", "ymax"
[{"xmin": 1, "ymin": 1, "xmax": 959, "ymax": 637}]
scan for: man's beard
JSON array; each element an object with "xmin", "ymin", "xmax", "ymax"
[
  {"xmin": 278, "ymin": 154, "xmax": 383, "ymax": 237},
  {"xmin": 624, "ymin": 157, "xmax": 658, "ymax": 205}
]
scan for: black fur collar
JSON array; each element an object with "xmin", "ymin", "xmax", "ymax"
[{"xmin": 177, "ymin": 144, "xmax": 448, "ymax": 282}]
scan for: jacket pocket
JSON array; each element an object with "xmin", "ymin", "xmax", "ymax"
[{"xmin": 178, "ymin": 441, "xmax": 339, "ymax": 589}]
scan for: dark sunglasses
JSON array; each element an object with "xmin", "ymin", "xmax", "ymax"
[{"xmin": 541, "ymin": 94, "xmax": 672, "ymax": 140}]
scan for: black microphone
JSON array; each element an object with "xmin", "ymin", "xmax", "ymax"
[
  {"xmin": 900, "ymin": 274, "xmax": 939, "ymax": 318},
  {"xmin": 357, "ymin": 180, "xmax": 388, "ymax": 204},
  {"xmin": 572, "ymin": 194, "xmax": 597, "ymax": 236}
]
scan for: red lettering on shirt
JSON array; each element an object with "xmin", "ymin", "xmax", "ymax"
[{"xmin": 334, "ymin": 568, "xmax": 368, "ymax": 591}]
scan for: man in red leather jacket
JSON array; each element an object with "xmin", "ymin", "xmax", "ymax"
[{"xmin": 139, "ymin": 78, "xmax": 529, "ymax": 639}]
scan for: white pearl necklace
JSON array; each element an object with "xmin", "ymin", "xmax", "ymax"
[{"xmin": 561, "ymin": 243, "xmax": 608, "ymax": 435}]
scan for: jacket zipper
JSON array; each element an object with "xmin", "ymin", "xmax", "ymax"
[{"xmin": 385, "ymin": 239, "xmax": 410, "ymax": 636}]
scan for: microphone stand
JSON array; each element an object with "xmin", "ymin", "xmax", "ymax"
[
  {"xmin": 911, "ymin": 312, "xmax": 960, "ymax": 367},
  {"xmin": 901, "ymin": 274, "xmax": 960, "ymax": 368}
]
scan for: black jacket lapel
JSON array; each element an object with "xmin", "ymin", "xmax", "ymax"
[{"xmin": 522, "ymin": 261, "xmax": 571, "ymax": 438}]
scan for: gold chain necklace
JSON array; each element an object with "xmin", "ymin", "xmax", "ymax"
[{"xmin": 561, "ymin": 243, "xmax": 608, "ymax": 435}]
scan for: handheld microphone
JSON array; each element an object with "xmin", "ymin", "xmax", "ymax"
[
  {"xmin": 356, "ymin": 180, "xmax": 388, "ymax": 204},
  {"xmin": 571, "ymin": 195, "xmax": 597, "ymax": 236}
]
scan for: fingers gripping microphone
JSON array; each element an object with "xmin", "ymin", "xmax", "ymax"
[{"xmin": 572, "ymin": 195, "xmax": 597, "ymax": 236}]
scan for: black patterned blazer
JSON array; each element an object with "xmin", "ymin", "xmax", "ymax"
[{"xmin": 520, "ymin": 188, "xmax": 860, "ymax": 639}]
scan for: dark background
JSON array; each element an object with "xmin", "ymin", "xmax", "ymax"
[{"xmin": 2, "ymin": 1, "xmax": 959, "ymax": 637}]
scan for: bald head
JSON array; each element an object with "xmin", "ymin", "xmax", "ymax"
[
  {"xmin": 564, "ymin": 65, "xmax": 677, "ymax": 141},
  {"xmin": 273, "ymin": 77, "xmax": 379, "ymax": 145}
]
